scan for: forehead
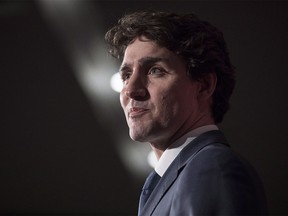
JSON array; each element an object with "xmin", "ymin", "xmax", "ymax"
[{"xmin": 122, "ymin": 37, "xmax": 176, "ymax": 65}]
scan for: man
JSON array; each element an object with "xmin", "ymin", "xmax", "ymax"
[{"xmin": 105, "ymin": 11, "xmax": 267, "ymax": 215}]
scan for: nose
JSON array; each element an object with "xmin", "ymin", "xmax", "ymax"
[{"xmin": 123, "ymin": 72, "xmax": 147, "ymax": 100}]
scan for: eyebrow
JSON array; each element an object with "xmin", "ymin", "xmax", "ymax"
[{"xmin": 119, "ymin": 57, "xmax": 168, "ymax": 73}]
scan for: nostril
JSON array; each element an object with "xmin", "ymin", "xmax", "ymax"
[{"xmin": 125, "ymin": 88, "xmax": 148, "ymax": 100}]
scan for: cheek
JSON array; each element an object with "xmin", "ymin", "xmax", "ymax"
[
  {"xmin": 119, "ymin": 92, "xmax": 128, "ymax": 117},
  {"xmin": 120, "ymin": 92, "xmax": 125, "ymax": 108},
  {"xmin": 156, "ymin": 93, "xmax": 179, "ymax": 119},
  {"xmin": 158, "ymin": 85, "xmax": 194, "ymax": 116}
]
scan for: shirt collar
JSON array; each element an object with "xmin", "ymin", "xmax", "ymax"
[{"xmin": 154, "ymin": 125, "xmax": 218, "ymax": 177}]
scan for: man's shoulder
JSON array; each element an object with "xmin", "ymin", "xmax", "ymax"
[
  {"xmin": 187, "ymin": 142, "xmax": 253, "ymax": 173},
  {"xmin": 180, "ymin": 142, "xmax": 262, "ymax": 190}
]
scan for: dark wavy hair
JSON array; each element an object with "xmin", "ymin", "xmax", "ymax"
[{"xmin": 105, "ymin": 11, "xmax": 235, "ymax": 124}]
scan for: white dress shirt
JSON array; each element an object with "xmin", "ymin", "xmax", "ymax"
[{"xmin": 155, "ymin": 125, "xmax": 218, "ymax": 177}]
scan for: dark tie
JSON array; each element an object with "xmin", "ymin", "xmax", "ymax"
[{"xmin": 139, "ymin": 170, "xmax": 161, "ymax": 214}]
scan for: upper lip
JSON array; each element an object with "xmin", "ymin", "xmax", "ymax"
[{"xmin": 128, "ymin": 107, "xmax": 149, "ymax": 116}]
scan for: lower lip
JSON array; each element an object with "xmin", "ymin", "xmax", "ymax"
[{"xmin": 129, "ymin": 110, "xmax": 149, "ymax": 118}]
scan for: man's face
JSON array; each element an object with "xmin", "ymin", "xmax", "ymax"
[{"xmin": 120, "ymin": 37, "xmax": 204, "ymax": 147}]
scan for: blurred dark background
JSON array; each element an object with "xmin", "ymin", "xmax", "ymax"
[{"xmin": 1, "ymin": 0, "xmax": 287, "ymax": 215}]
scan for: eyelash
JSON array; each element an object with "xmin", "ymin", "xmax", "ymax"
[
  {"xmin": 148, "ymin": 67, "xmax": 165, "ymax": 75},
  {"xmin": 121, "ymin": 66, "xmax": 166, "ymax": 82},
  {"xmin": 121, "ymin": 72, "xmax": 132, "ymax": 82}
]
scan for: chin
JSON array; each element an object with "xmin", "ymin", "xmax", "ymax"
[
  {"xmin": 130, "ymin": 135, "xmax": 147, "ymax": 143},
  {"xmin": 129, "ymin": 131, "xmax": 150, "ymax": 143}
]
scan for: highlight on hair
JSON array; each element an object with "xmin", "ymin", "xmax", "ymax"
[{"xmin": 105, "ymin": 11, "xmax": 236, "ymax": 123}]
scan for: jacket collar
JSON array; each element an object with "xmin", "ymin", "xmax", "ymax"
[{"xmin": 139, "ymin": 130, "xmax": 229, "ymax": 216}]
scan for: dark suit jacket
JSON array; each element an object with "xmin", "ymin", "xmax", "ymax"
[{"xmin": 140, "ymin": 130, "xmax": 267, "ymax": 216}]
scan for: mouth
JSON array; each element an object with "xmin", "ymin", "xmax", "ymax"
[{"xmin": 128, "ymin": 107, "xmax": 149, "ymax": 118}]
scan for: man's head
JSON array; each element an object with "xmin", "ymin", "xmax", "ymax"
[{"xmin": 105, "ymin": 11, "xmax": 235, "ymax": 147}]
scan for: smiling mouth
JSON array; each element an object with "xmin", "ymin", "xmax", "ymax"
[{"xmin": 129, "ymin": 107, "xmax": 149, "ymax": 118}]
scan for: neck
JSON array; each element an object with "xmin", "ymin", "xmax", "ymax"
[{"xmin": 150, "ymin": 117, "xmax": 216, "ymax": 160}]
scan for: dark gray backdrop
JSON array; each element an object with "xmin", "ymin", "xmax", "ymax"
[{"xmin": 1, "ymin": 1, "xmax": 287, "ymax": 215}]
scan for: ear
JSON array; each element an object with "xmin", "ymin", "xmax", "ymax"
[{"xmin": 197, "ymin": 73, "xmax": 217, "ymax": 99}]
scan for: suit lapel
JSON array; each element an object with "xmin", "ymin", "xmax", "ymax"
[
  {"xmin": 140, "ymin": 130, "xmax": 229, "ymax": 216},
  {"xmin": 140, "ymin": 160, "xmax": 178, "ymax": 216}
]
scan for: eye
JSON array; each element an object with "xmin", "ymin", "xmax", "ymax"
[
  {"xmin": 148, "ymin": 67, "xmax": 165, "ymax": 76},
  {"xmin": 121, "ymin": 71, "xmax": 132, "ymax": 82}
]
